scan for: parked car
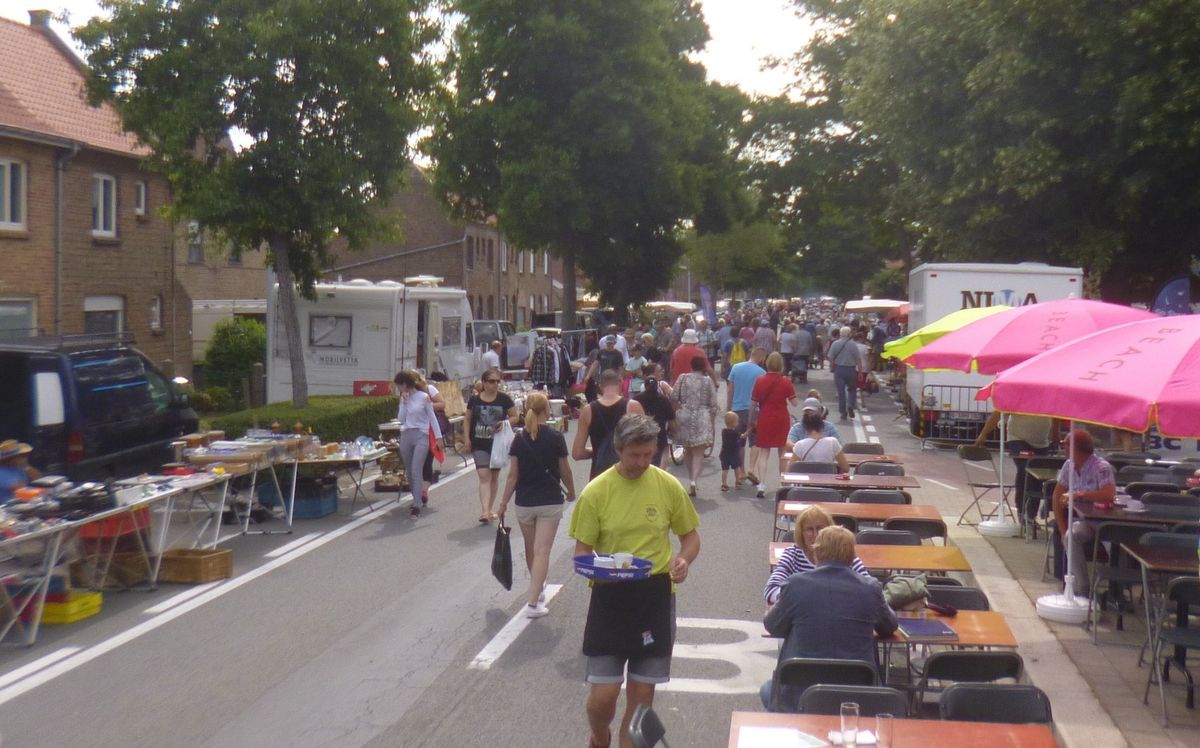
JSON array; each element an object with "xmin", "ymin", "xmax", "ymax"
[{"xmin": 0, "ymin": 336, "xmax": 199, "ymax": 480}]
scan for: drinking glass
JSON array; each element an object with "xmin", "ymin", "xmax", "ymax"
[
  {"xmin": 875, "ymin": 713, "xmax": 894, "ymax": 748},
  {"xmin": 840, "ymin": 702, "xmax": 860, "ymax": 747}
]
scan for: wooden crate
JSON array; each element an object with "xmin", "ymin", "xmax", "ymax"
[{"xmin": 157, "ymin": 549, "xmax": 233, "ymax": 584}]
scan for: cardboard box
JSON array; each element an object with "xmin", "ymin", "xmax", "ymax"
[{"xmin": 158, "ymin": 549, "xmax": 233, "ymax": 584}]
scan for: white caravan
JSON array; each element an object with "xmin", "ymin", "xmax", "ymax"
[
  {"xmin": 192, "ymin": 298, "xmax": 267, "ymax": 361},
  {"xmin": 266, "ymin": 277, "xmax": 478, "ymax": 403},
  {"xmin": 905, "ymin": 262, "xmax": 1083, "ymax": 443}
]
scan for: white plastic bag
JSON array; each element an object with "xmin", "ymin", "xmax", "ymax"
[{"xmin": 489, "ymin": 420, "xmax": 515, "ymax": 469}]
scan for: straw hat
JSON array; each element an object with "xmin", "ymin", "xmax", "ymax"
[{"xmin": 0, "ymin": 439, "xmax": 33, "ymax": 460}]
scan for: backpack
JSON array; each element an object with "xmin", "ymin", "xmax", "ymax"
[{"xmin": 729, "ymin": 339, "xmax": 749, "ymax": 366}]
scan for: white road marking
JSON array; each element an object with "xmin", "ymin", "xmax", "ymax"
[
  {"xmin": 865, "ymin": 424, "xmax": 877, "ymax": 433},
  {"xmin": 142, "ymin": 581, "xmax": 223, "ymax": 614},
  {"xmin": 467, "ymin": 584, "xmax": 564, "ymax": 670},
  {"xmin": 264, "ymin": 532, "xmax": 323, "ymax": 558},
  {"xmin": 926, "ymin": 478, "xmax": 960, "ymax": 491},
  {"xmin": 0, "ymin": 647, "xmax": 81, "ymax": 690},
  {"xmin": 658, "ymin": 618, "xmax": 778, "ymax": 695},
  {"xmin": 0, "ymin": 463, "xmax": 476, "ymax": 706}
]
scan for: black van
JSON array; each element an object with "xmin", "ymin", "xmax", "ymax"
[{"xmin": 0, "ymin": 337, "xmax": 198, "ymax": 480}]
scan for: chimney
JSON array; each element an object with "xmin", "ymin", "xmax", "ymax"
[{"xmin": 28, "ymin": 9, "xmax": 52, "ymax": 27}]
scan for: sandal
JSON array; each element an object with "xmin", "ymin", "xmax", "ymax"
[
  {"xmin": 478, "ymin": 514, "xmax": 490, "ymax": 523},
  {"xmin": 746, "ymin": 472, "xmax": 760, "ymax": 485},
  {"xmin": 720, "ymin": 485, "xmax": 729, "ymax": 492},
  {"xmin": 487, "ymin": 512, "xmax": 499, "ymax": 522}
]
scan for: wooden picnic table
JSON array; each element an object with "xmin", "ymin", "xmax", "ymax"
[
  {"xmin": 768, "ymin": 542, "xmax": 971, "ymax": 573},
  {"xmin": 780, "ymin": 472, "xmax": 920, "ymax": 490},
  {"xmin": 777, "ymin": 501, "xmax": 941, "ymax": 523},
  {"xmin": 785, "ymin": 452, "xmax": 904, "ymax": 467}
]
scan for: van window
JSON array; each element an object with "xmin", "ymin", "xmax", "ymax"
[
  {"xmin": 0, "ymin": 353, "xmax": 30, "ymax": 437},
  {"xmin": 71, "ymin": 352, "xmax": 157, "ymax": 425},
  {"xmin": 441, "ymin": 315, "xmax": 462, "ymax": 347},
  {"xmin": 34, "ymin": 372, "xmax": 65, "ymax": 426}
]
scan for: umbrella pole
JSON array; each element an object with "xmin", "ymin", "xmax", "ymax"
[
  {"xmin": 1035, "ymin": 421, "xmax": 1089, "ymax": 623},
  {"xmin": 979, "ymin": 411, "xmax": 1020, "ymax": 536}
]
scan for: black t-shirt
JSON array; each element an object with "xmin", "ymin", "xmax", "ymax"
[
  {"xmin": 596, "ymin": 349, "xmax": 624, "ymax": 375},
  {"xmin": 467, "ymin": 392, "xmax": 516, "ymax": 453},
  {"xmin": 644, "ymin": 345, "xmax": 663, "ymax": 364},
  {"xmin": 633, "ymin": 390, "xmax": 675, "ymax": 446},
  {"xmin": 508, "ymin": 427, "xmax": 569, "ymax": 506}
]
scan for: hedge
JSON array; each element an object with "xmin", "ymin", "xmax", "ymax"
[{"xmin": 210, "ymin": 395, "xmax": 398, "ymax": 444}]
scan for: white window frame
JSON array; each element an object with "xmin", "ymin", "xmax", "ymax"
[
  {"xmin": 500, "ymin": 241, "xmax": 507, "ymax": 271},
  {"xmin": 528, "ymin": 251, "xmax": 534, "ymax": 274},
  {"xmin": 0, "ymin": 297, "xmax": 36, "ymax": 338},
  {"xmin": 0, "ymin": 158, "xmax": 27, "ymax": 230},
  {"xmin": 517, "ymin": 250, "xmax": 524, "ymax": 274},
  {"xmin": 543, "ymin": 251, "xmax": 549, "ymax": 275},
  {"xmin": 186, "ymin": 221, "xmax": 204, "ymax": 263},
  {"xmin": 149, "ymin": 294, "xmax": 163, "ymax": 330},
  {"xmin": 83, "ymin": 295, "xmax": 124, "ymax": 334},
  {"xmin": 92, "ymin": 173, "xmax": 117, "ymax": 237},
  {"xmin": 542, "ymin": 295, "xmax": 549, "ymax": 313},
  {"xmin": 134, "ymin": 180, "xmax": 147, "ymax": 217}
]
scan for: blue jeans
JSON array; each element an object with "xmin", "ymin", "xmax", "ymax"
[{"xmin": 833, "ymin": 365, "xmax": 858, "ymax": 417}]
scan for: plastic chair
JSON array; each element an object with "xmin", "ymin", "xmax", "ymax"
[
  {"xmin": 628, "ymin": 704, "xmax": 669, "ymax": 748},
  {"xmin": 848, "ymin": 489, "xmax": 905, "ymax": 505},
  {"xmin": 939, "ymin": 684, "xmax": 1053, "ymax": 724},
  {"xmin": 1143, "ymin": 577, "xmax": 1200, "ymax": 725},
  {"xmin": 843, "ymin": 442, "xmax": 885, "ymax": 456},
  {"xmin": 883, "ymin": 517, "xmax": 948, "ymax": 544},
  {"xmin": 914, "ymin": 650, "xmax": 1024, "ymax": 712},
  {"xmin": 1139, "ymin": 492, "xmax": 1198, "ymax": 508},
  {"xmin": 769, "ymin": 658, "xmax": 878, "ymax": 713},
  {"xmin": 1117, "ymin": 465, "xmax": 1173, "ymax": 486},
  {"xmin": 831, "ymin": 514, "xmax": 859, "ymax": 533},
  {"xmin": 1125, "ymin": 482, "xmax": 1185, "ymax": 500},
  {"xmin": 956, "ymin": 445, "xmax": 1015, "ymax": 527},
  {"xmin": 1105, "ymin": 452, "xmax": 1162, "ymax": 473},
  {"xmin": 855, "ymin": 461, "xmax": 905, "ymax": 477},
  {"xmin": 1138, "ymin": 531, "xmax": 1197, "ymax": 549},
  {"xmin": 925, "ymin": 576, "xmax": 964, "ymax": 587},
  {"xmin": 1087, "ymin": 521, "xmax": 1168, "ymax": 645},
  {"xmin": 775, "ymin": 487, "xmax": 845, "ymax": 541},
  {"xmin": 786, "ymin": 461, "xmax": 839, "ymax": 474},
  {"xmin": 855, "ymin": 529, "xmax": 921, "ymax": 546},
  {"xmin": 927, "ymin": 585, "xmax": 990, "ymax": 611},
  {"xmin": 1172, "ymin": 522, "xmax": 1200, "ymax": 536},
  {"xmin": 1168, "ymin": 464, "xmax": 1198, "ymax": 483},
  {"xmin": 799, "ymin": 684, "xmax": 909, "ymax": 718}
]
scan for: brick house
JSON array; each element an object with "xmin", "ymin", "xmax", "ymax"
[
  {"xmin": 0, "ymin": 11, "xmax": 190, "ymax": 375},
  {"xmin": 326, "ymin": 165, "xmax": 562, "ymax": 327}
]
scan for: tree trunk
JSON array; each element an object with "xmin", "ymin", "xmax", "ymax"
[
  {"xmin": 271, "ymin": 235, "xmax": 309, "ymax": 408},
  {"xmin": 562, "ymin": 251, "xmax": 577, "ymax": 328}
]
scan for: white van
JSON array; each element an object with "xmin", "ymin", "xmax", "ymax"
[{"xmin": 266, "ymin": 277, "xmax": 478, "ymax": 403}]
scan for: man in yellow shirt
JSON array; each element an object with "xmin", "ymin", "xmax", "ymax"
[{"xmin": 570, "ymin": 414, "xmax": 701, "ymax": 748}]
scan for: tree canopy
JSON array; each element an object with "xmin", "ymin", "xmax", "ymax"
[
  {"xmin": 77, "ymin": 0, "xmax": 437, "ymax": 404},
  {"xmin": 430, "ymin": 0, "xmax": 747, "ymax": 319},
  {"xmin": 756, "ymin": 0, "xmax": 1200, "ymax": 300}
]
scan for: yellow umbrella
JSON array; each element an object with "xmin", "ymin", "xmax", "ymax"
[{"xmin": 881, "ymin": 305, "xmax": 1011, "ymax": 360}]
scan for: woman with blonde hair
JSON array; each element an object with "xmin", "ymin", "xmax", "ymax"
[
  {"xmin": 763, "ymin": 505, "xmax": 869, "ymax": 605},
  {"xmin": 747, "ymin": 351, "xmax": 798, "ymax": 497},
  {"xmin": 498, "ymin": 392, "xmax": 576, "ymax": 618}
]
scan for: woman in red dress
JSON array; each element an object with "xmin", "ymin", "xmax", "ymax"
[{"xmin": 748, "ymin": 352, "xmax": 798, "ymax": 497}]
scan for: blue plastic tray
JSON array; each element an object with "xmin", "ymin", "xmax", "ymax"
[{"xmin": 573, "ymin": 554, "xmax": 654, "ymax": 581}]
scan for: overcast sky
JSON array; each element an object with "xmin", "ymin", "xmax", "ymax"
[{"xmin": 0, "ymin": 0, "xmax": 811, "ymax": 96}]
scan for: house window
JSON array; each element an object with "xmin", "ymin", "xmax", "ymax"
[
  {"xmin": 134, "ymin": 181, "xmax": 147, "ymax": 217},
  {"xmin": 466, "ymin": 236, "xmax": 475, "ymax": 269},
  {"xmin": 92, "ymin": 174, "xmax": 116, "ymax": 237},
  {"xmin": 149, "ymin": 295, "xmax": 163, "ymax": 330},
  {"xmin": 84, "ymin": 295, "xmax": 124, "ymax": 336},
  {"xmin": 500, "ymin": 295, "xmax": 508, "ymax": 320},
  {"xmin": 517, "ymin": 250, "xmax": 524, "ymax": 274},
  {"xmin": 0, "ymin": 159, "xmax": 26, "ymax": 230},
  {"xmin": 0, "ymin": 298, "xmax": 36, "ymax": 338},
  {"xmin": 186, "ymin": 221, "xmax": 204, "ymax": 263},
  {"xmin": 487, "ymin": 239, "xmax": 494, "ymax": 270},
  {"xmin": 227, "ymin": 251, "xmax": 242, "ymax": 266},
  {"xmin": 528, "ymin": 295, "xmax": 535, "ymax": 316},
  {"xmin": 500, "ymin": 241, "xmax": 507, "ymax": 271},
  {"xmin": 542, "ymin": 295, "xmax": 549, "ymax": 313},
  {"xmin": 528, "ymin": 251, "xmax": 534, "ymax": 274}
]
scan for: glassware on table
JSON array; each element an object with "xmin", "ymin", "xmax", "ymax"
[
  {"xmin": 840, "ymin": 702, "xmax": 860, "ymax": 747},
  {"xmin": 875, "ymin": 713, "xmax": 893, "ymax": 748}
]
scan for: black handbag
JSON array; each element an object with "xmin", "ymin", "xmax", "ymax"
[{"xmin": 491, "ymin": 523, "xmax": 513, "ymax": 590}]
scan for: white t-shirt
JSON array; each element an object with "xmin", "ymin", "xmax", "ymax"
[
  {"xmin": 792, "ymin": 436, "xmax": 843, "ymax": 464},
  {"xmin": 482, "ymin": 349, "xmax": 501, "ymax": 371}
]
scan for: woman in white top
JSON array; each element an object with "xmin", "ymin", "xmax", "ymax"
[
  {"xmin": 393, "ymin": 370, "xmax": 442, "ymax": 517},
  {"xmin": 789, "ymin": 410, "xmax": 848, "ymax": 473}
]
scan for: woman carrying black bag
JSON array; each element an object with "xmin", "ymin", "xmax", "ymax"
[{"xmin": 498, "ymin": 392, "xmax": 577, "ymax": 618}]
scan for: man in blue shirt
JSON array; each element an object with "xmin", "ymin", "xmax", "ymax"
[
  {"xmin": 726, "ymin": 347, "xmax": 766, "ymax": 480},
  {"xmin": 0, "ymin": 440, "xmax": 37, "ymax": 503}
]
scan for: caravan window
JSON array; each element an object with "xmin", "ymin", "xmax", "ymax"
[
  {"xmin": 309, "ymin": 315, "xmax": 352, "ymax": 348},
  {"xmin": 442, "ymin": 315, "xmax": 462, "ymax": 347}
]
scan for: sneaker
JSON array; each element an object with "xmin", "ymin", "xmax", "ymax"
[
  {"xmin": 410, "ymin": 506, "xmax": 420, "ymax": 518},
  {"xmin": 538, "ymin": 585, "xmax": 547, "ymax": 605},
  {"xmin": 756, "ymin": 483, "xmax": 766, "ymax": 498},
  {"xmin": 848, "ymin": 409, "xmax": 856, "ymax": 418},
  {"xmin": 688, "ymin": 482, "xmax": 697, "ymax": 497},
  {"xmin": 524, "ymin": 603, "xmax": 549, "ymax": 619}
]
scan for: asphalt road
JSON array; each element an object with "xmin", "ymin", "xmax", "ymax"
[{"xmin": 0, "ymin": 369, "xmax": 976, "ymax": 747}]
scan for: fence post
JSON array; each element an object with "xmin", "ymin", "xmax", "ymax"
[{"xmin": 251, "ymin": 362, "xmax": 266, "ymax": 407}]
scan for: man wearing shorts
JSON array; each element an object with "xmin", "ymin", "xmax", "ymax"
[{"xmin": 570, "ymin": 414, "xmax": 701, "ymax": 748}]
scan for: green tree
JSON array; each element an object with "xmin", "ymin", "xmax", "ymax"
[
  {"xmin": 683, "ymin": 212, "xmax": 791, "ymax": 295},
  {"xmin": 429, "ymin": 0, "xmax": 745, "ymax": 324},
  {"xmin": 76, "ymin": 0, "xmax": 437, "ymax": 406},
  {"xmin": 203, "ymin": 317, "xmax": 267, "ymax": 398}
]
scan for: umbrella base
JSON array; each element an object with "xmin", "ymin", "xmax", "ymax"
[
  {"xmin": 1037, "ymin": 590, "xmax": 1090, "ymax": 624},
  {"xmin": 978, "ymin": 517, "xmax": 1021, "ymax": 537}
]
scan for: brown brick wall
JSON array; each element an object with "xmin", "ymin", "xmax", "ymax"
[{"xmin": 0, "ymin": 136, "xmax": 191, "ymax": 374}]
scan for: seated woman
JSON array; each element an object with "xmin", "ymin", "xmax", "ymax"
[
  {"xmin": 784, "ymin": 410, "xmax": 849, "ymax": 472},
  {"xmin": 764, "ymin": 505, "xmax": 870, "ymax": 605}
]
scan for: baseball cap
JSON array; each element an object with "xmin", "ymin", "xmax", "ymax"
[
  {"xmin": 802, "ymin": 397, "xmax": 824, "ymax": 413},
  {"xmin": 603, "ymin": 335, "xmax": 617, "ymax": 345}
]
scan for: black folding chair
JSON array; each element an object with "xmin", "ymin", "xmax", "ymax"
[
  {"xmin": 855, "ymin": 529, "xmax": 921, "ymax": 546},
  {"xmin": 628, "ymin": 704, "xmax": 669, "ymax": 748},
  {"xmin": 799, "ymin": 684, "xmax": 909, "ymax": 717},
  {"xmin": 939, "ymin": 684, "xmax": 1053, "ymax": 724},
  {"xmin": 1139, "ymin": 492, "xmax": 1198, "ymax": 508},
  {"xmin": 855, "ymin": 462, "xmax": 905, "ymax": 477},
  {"xmin": 1125, "ymin": 482, "xmax": 1185, "ymax": 500},
  {"xmin": 1117, "ymin": 465, "xmax": 1173, "ymax": 486},
  {"xmin": 848, "ymin": 489, "xmax": 905, "ymax": 505},
  {"xmin": 843, "ymin": 442, "xmax": 885, "ymax": 456},
  {"xmin": 927, "ymin": 586, "xmax": 990, "ymax": 611},
  {"xmin": 1087, "ymin": 521, "xmax": 1168, "ymax": 645},
  {"xmin": 769, "ymin": 658, "xmax": 878, "ymax": 713},
  {"xmin": 883, "ymin": 517, "xmax": 948, "ymax": 545},
  {"xmin": 956, "ymin": 445, "xmax": 1015, "ymax": 526},
  {"xmin": 1144, "ymin": 577, "xmax": 1200, "ymax": 725},
  {"xmin": 831, "ymin": 514, "xmax": 859, "ymax": 533},
  {"xmin": 774, "ymin": 487, "xmax": 845, "ymax": 541},
  {"xmin": 914, "ymin": 650, "xmax": 1024, "ymax": 713},
  {"xmin": 786, "ymin": 461, "xmax": 839, "ymax": 474}
]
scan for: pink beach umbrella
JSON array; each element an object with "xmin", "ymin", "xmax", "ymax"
[
  {"xmin": 905, "ymin": 299, "xmax": 1156, "ymax": 375},
  {"xmin": 988, "ymin": 315, "xmax": 1200, "ymax": 436}
]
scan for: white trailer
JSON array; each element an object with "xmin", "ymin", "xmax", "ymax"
[
  {"xmin": 191, "ymin": 299, "xmax": 267, "ymax": 361},
  {"xmin": 905, "ymin": 262, "xmax": 1083, "ymax": 443},
  {"xmin": 266, "ymin": 277, "xmax": 479, "ymax": 403}
]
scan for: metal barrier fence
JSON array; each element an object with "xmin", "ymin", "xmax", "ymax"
[{"xmin": 913, "ymin": 384, "xmax": 991, "ymax": 447}]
